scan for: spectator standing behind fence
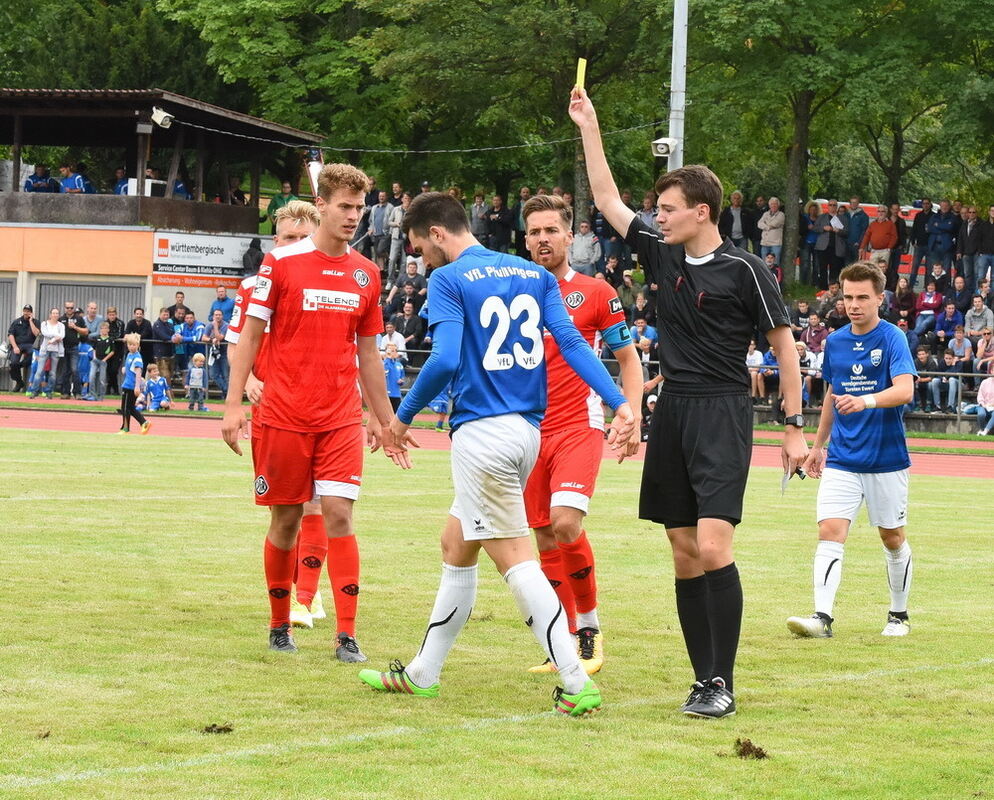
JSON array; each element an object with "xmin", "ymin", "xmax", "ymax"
[
  {"xmin": 927, "ymin": 200, "xmax": 957, "ymax": 274},
  {"xmin": 124, "ymin": 308, "xmax": 154, "ymax": 376},
  {"xmin": 87, "ymin": 321, "xmax": 113, "ymax": 401},
  {"xmin": 814, "ymin": 201, "xmax": 848, "ymax": 289},
  {"xmin": 487, "ymin": 194, "xmax": 513, "ymax": 252},
  {"xmin": 468, "ymin": 192, "xmax": 491, "ymax": 247},
  {"xmin": 151, "ymin": 308, "xmax": 176, "ymax": 381},
  {"xmin": 908, "ymin": 199, "xmax": 934, "ymax": 289},
  {"xmin": 104, "ymin": 307, "xmax": 125, "ymax": 394},
  {"xmin": 266, "ymin": 181, "xmax": 298, "ymax": 234},
  {"xmin": 977, "ymin": 205, "xmax": 994, "ymax": 281},
  {"xmin": 758, "ymin": 197, "xmax": 785, "ymax": 266},
  {"xmin": 24, "ymin": 164, "xmax": 59, "ymax": 193},
  {"xmin": 957, "ymin": 206, "xmax": 981, "ymax": 290},
  {"xmin": 57, "ymin": 301, "xmax": 87, "ymax": 399},
  {"xmin": 568, "ymin": 219, "xmax": 601, "ymax": 277},
  {"xmin": 28, "ymin": 308, "xmax": 63, "ymax": 398},
  {"xmin": 844, "ymin": 197, "xmax": 869, "ymax": 264},
  {"xmin": 209, "ymin": 286, "xmax": 235, "ymax": 323},
  {"xmin": 80, "ymin": 302, "xmax": 102, "ymax": 343},
  {"xmin": 387, "ymin": 192, "xmax": 412, "ymax": 288},
  {"xmin": 203, "ymin": 309, "xmax": 229, "ymax": 396},
  {"xmin": 7, "ymin": 305, "xmax": 39, "ymax": 392},
  {"xmin": 383, "ymin": 343, "xmax": 405, "ymax": 412},
  {"xmin": 860, "ymin": 206, "xmax": 897, "ymax": 269},
  {"xmin": 369, "ymin": 191, "xmax": 392, "ymax": 274}
]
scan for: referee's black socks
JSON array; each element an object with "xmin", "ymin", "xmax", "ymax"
[
  {"xmin": 704, "ymin": 562, "xmax": 742, "ymax": 693},
  {"xmin": 674, "ymin": 574, "xmax": 712, "ymax": 684}
]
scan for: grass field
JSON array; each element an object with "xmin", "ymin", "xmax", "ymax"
[{"xmin": 1, "ymin": 428, "xmax": 992, "ymax": 800}]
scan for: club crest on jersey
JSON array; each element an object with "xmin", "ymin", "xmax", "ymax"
[
  {"xmin": 608, "ymin": 297, "xmax": 623, "ymax": 314},
  {"xmin": 870, "ymin": 348, "xmax": 883, "ymax": 366},
  {"xmin": 302, "ymin": 289, "xmax": 360, "ymax": 312},
  {"xmin": 353, "ymin": 269, "xmax": 370, "ymax": 288},
  {"xmin": 564, "ymin": 291, "xmax": 584, "ymax": 309},
  {"xmin": 852, "ymin": 363, "xmax": 863, "ymax": 375},
  {"xmin": 254, "ymin": 475, "xmax": 269, "ymax": 495},
  {"xmin": 252, "ymin": 276, "xmax": 272, "ymax": 302}
]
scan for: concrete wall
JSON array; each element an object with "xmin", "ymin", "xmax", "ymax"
[{"xmin": 0, "ymin": 193, "xmax": 258, "ymax": 234}]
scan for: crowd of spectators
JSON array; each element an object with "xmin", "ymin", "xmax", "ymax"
[{"xmin": 6, "ymin": 288, "xmax": 235, "ymax": 409}]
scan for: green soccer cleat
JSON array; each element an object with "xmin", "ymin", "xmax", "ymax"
[
  {"xmin": 358, "ymin": 660, "xmax": 439, "ymax": 697},
  {"xmin": 553, "ymin": 679, "xmax": 602, "ymax": 716},
  {"xmin": 310, "ymin": 590, "xmax": 327, "ymax": 621}
]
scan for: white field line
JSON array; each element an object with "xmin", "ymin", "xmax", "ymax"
[{"xmin": 2, "ymin": 656, "xmax": 991, "ymax": 790}]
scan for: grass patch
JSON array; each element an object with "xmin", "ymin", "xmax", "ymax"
[{"xmin": 0, "ymin": 429, "xmax": 991, "ymax": 799}]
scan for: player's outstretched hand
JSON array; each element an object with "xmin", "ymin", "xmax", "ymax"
[
  {"xmin": 366, "ymin": 415, "xmax": 382, "ymax": 452},
  {"xmin": 568, "ymin": 87, "xmax": 597, "ymax": 129},
  {"xmin": 607, "ymin": 403, "xmax": 637, "ymax": 462},
  {"xmin": 245, "ymin": 374, "xmax": 264, "ymax": 404},
  {"xmin": 801, "ymin": 445, "xmax": 825, "ymax": 479},
  {"xmin": 384, "ymin": 416, "xmax": 413, "ymax": 469},
  {"xmin": 221, "ymin": 407, "xmax": 248, "ymax": 456}
]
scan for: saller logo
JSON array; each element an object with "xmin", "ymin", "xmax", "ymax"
[
  {"xmin": 564, "ymin": 291, "xmax": 584, "ymax": 309},
  {"xmin": 353, "ymin": 269, "xmax": 370, "ymax": 287},
  {"xmin": 302, "ymin": 289, "xmax": 361, "ymax": 312},
  {"xmin": 254, "ymin": 475, "xmax": 269, "ymax": 495},
  {"xmin": 259, "ymin": 264, "xmax": 273, "ymax": 276}
]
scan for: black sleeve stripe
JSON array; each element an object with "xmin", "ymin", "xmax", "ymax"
[{"xmin": 727, "ymin": 253, "xmax": 787, "ymax": 330}]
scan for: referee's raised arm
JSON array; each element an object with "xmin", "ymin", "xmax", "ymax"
[{"xmin": 568, "ymin": 89, "xmax": 636, "ymax": 237}]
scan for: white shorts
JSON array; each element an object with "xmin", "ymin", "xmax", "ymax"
[
  {"xmin": 448, "ymin": 414, "xmax": 541, "ymax": 541},
  {"xmin": 816, "ymin": 467, "xmax": 909, "ymax": 529}
]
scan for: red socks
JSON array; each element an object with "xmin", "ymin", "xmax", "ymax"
[
  {"xmin": 559, "ymin": 531, "xmax": 597, "ymax": 614},
  {"xmin": 264, "ymin": 537, "xmax": 296, "ymax": 629},
  {"xmin": 327, "ymin": 534, "xmax": 360, "ymax": 636},
  {"xmin": 295, "ymin": 514, "xmax": 328, "ymax": 608},
  {"xmin": 539, "ymin": 547, "xmax": 577, "ymax": 633}
]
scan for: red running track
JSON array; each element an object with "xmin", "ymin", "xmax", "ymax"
[{"xmin": 1, "ymin": 408, "xmax": 990, "ymax": 480}]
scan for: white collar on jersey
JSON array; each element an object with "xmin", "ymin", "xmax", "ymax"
[
  {"xmin": 563, "ymin": 267, "xmax": 576, "ymax": 281},
  {"xmin": 685, "ymin": 251, "xmax": 716, "ymax": 265}
]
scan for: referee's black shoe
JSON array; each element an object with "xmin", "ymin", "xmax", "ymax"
[{"xmin": 683, "ymin": 677, "xmax": 735, "ymax": 719}]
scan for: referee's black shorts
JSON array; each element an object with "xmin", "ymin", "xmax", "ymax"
[{"xmin": 639, "ymin": 386, "xmax": 752, "ymax": 529}]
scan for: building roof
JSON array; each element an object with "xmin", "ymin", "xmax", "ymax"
[{"xmin": 0, "ymin": 88, "xmax": 322, "ymax": 150}]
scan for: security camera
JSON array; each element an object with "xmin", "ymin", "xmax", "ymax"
[
  {"xmin": 151, "ymin": 106, "xmax": 174, "ymax": 129},
  {"xmin": 651, "ymin": 137, "xmax": 679, "ymax": 158}
]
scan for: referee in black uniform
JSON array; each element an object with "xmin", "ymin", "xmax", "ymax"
[{"xmin": 570, "ymin": 88, "xmax": 808, "ymax": 718}]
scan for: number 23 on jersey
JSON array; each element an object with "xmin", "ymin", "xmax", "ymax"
[{"xmin": 480, "ymin": 294, "xmax": 543, "ymax": 371}]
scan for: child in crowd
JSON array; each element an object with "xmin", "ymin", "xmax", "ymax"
[
  {"xmin": 641, "ymin": 393, "xmax": 657, "ymax": 441},
  {"xmin": 138, "ymin": 363, "xmax": 172, "ymax": 412},
  {"xmin": 382, "ymin": 343, "xmax": 405, "ymax": 412},
  {"xmin": 745, "ymin": 339, "xmax": 764, "ymax": 403},
  {"xmin": 185, "ymin": 352, "xmax": 208, "ymax": 411},
  {"xmin": 87, "ymin": 321, "xmax": 114, "ymax": 401},
  {"xmin": 76, "ymin": 340, "xmax": 94, "ymax": 400},
  {"xmin": 118, "ymin": 333, "xmax": 150, "ymax": 434}
]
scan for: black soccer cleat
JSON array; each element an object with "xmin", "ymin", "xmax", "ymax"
[
  {"xmin": 683, "ymin": 677, "xmax": 736, "ymax": 718},
  {"xmin": 335, "ymin": 632, "xmax": 368, "ymax": 663},
  {"xmin": 269, "ymin": 622, "xmax": 298, "ymax": 653},
  {"xmin": 680, "ymin": 680, "xmax": 706, "ymax": 712}
]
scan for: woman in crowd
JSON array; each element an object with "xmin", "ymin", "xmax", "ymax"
[{"xmin": 27, "ymin": 307, "xmax": 65, "ymax": 398}]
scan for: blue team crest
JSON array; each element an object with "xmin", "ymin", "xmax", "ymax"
[{"xmin": 870, "ymin": 348, "xmax": 883, "ymax": 367}]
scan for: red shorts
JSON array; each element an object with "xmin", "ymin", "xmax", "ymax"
[
  {"xmin": 524, "ymin": 426, "xmax": 604, "ymax": 529},
  {"xmin": 251, "ymin": 423, "xmax": 364, "ymax": 506}
]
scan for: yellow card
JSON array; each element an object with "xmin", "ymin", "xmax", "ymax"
[{"xmin": 575, "ymin": 58, "xmax": 587, "ymax": 91}]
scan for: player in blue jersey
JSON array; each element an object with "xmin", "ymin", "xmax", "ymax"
[
  {"xmin": 359, "ymin": 193, "xmax": 636, "ymax": 716},
  {"xmin": 787, "ymin": 262, "xmax": 916, "ymax": 639}
]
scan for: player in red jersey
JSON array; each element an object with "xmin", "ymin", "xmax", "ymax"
[
  {"xmin": 227, "ymin": 200, "xmax": 366, "ymax": 635},
  {"xmin": 222, "ymin": 164, "xmax": 411, "ymax": 657},
  {"xmin": 521, "ymin": 194, "xmax": 644, "ymax": 674}
]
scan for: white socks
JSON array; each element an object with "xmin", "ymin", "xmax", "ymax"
[
  {"xmin": 405, "ymin": 563, "xmax": 477, "ymax": 689},
  {"xmin": 576, "ymin": 609, "xmax": 601, "ymax": 631},
  {"xmin": 884, "ymin": 541, "xmax": 913, "ymax": 614},
  {"xmin": 505, "ymin": 560, "xmax": 586, "ymax": 694},
  {"xmin": 813, "ymin": 540, "xmax": 845, "ymax": 619}
]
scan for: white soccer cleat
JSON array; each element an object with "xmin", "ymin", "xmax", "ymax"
[
  {"xmin": 787, "ymin": 613, "xmax": 833, "ymax": 638},
  {"xmin": 881, "ymin": 614, "xmax": 910, "ymax": 636}
]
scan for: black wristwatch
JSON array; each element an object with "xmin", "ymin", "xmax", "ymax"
[{"xmin": 783, "ymin": 414, "xmax": 805, "ymax": 428}]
